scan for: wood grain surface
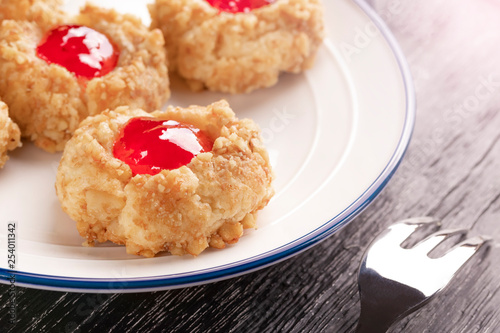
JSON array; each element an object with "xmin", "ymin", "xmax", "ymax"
[{"xmin": 1, "ymin": 0, "xmax": 500, "ymax": 332}]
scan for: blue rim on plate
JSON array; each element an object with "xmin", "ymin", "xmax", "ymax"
[{"xmin": 0, "ymin": 0, "xmax": 416, "ymax": 292}]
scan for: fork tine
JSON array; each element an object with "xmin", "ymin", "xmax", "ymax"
[
  {"xmin": 439, "ymin": 236, "xmax": 491, "ymax": 268},
  {"xmin": 412, "ymin": 228, "xmax": 468, "ymax": 255},
  {"xmin": 383, "ymin": 217, "xmax": 441, "ymax": 246}
]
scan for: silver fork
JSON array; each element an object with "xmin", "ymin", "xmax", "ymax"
[{"xmin": 355, "ymin": 217, "xmax": 489, "ymax": 333}]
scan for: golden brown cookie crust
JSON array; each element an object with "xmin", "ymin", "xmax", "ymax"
[
  {"xmin": 0, "ymin": 101, "xmax": 21, "ymax": 168},
  {"xmin": 149, "ymin": 0, "xmax": 325, "ymax": 93},
  {"xmin": 0, "ymin": 0, "xmax": 65, "ymax": 31},
  {"xmin": 56, "ymin": 100, "xmax": 274, "ymax": 257},
  {"xmin": 0, "ymin": 4, "xmax": 169, "ymax": 152}
]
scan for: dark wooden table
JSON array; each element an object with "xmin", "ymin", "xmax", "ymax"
[{"xmin": 1, "ymin": 1, "xmax": 500, "ymax": 332}]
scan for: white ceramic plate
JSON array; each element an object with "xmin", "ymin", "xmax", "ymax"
[{"xmin": 0, "ymin": 0, "xmax": 414, "ymax": 292}]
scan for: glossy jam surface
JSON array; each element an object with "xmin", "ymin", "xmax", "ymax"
[
  {"xmin": 113, "ymin": 118, "xmax": 213, "ymax": 176},
  {"xmin": 36, "ymin": 25, "xmax": 119, "ymax": 79},
  {"xmin": 205, "ymin": 0, "xmax": 276, "ymax": 13}
]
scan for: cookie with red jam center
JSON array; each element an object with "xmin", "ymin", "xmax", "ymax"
[
  {"xmin": 56, "ymin": 100, "xmax": 274, "ymax": 258},
  {"xmin": 0, "ymin": 4, "xmax": 169, "ymax": 152},
  {"xmin": 149, "ymin": 0, "xmax": 324, "ymax": 93}
]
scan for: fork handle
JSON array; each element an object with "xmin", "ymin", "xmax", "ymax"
[{"xmin": 355, "ymin": 307, "xmax": 394, "ymax": 333}]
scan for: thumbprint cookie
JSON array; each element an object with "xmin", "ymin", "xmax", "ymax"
[
  {"xmin": 56, "ymin": 100, "xmax": 274, "ymax": 257},
  {"xmin": 0, "ymin": 3, "xmax": 169, "ymax": 152},
  {"xmin": 149, "ymin": 0, "xmax": 325, "ymax": 93}
]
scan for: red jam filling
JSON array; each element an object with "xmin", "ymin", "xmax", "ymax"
[
  {"xmin": 36, "ymin": 25, "xmax": 119, "ymax": 79},
  {"xmin": 113, "ymin": 117, "xmax": 214, "ymax": 176},
  {"xmin": 205, "ymin": 0, "xmax": 276, "ymax": 13}
]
